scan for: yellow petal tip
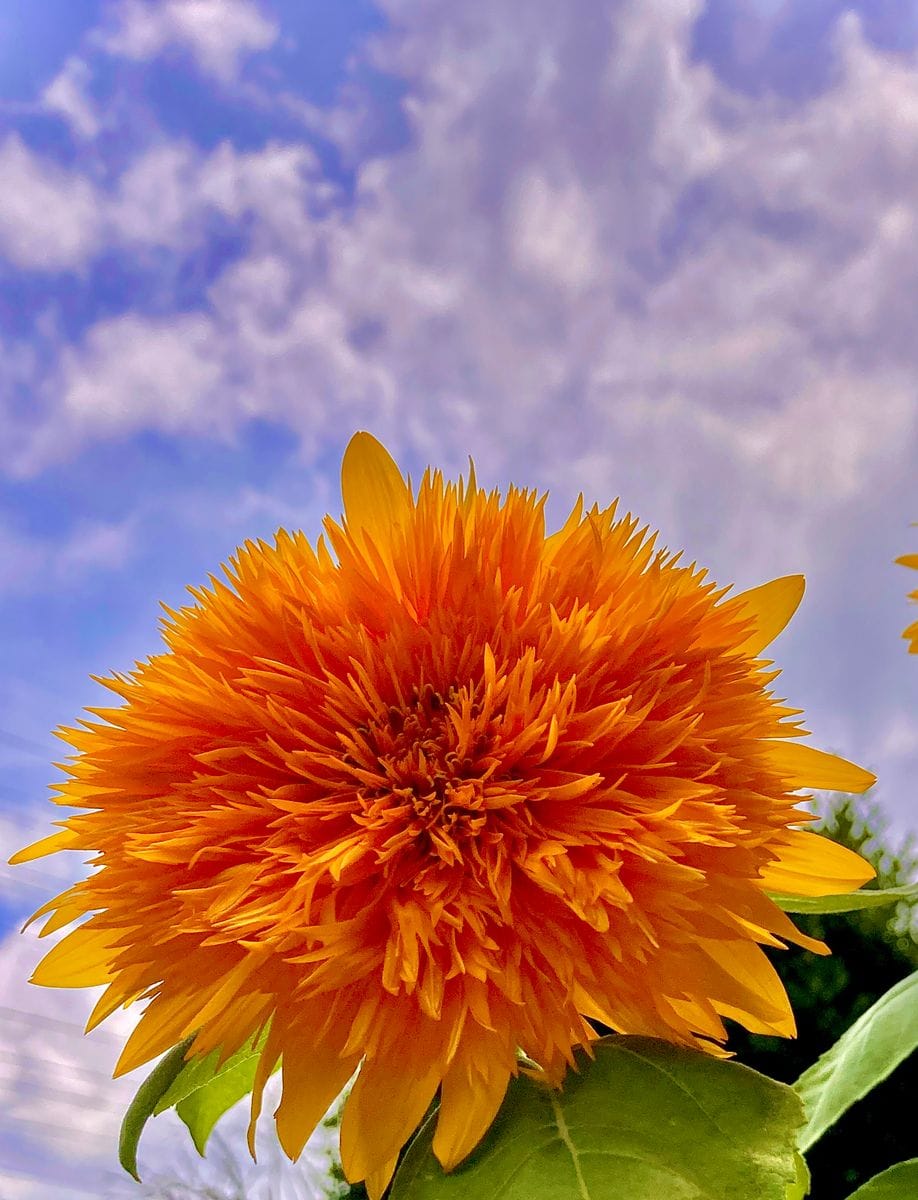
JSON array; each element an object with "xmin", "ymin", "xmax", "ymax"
[
  {"xmin": 732, "ymin": 574, "xmax": 805, "ymax": 657},
  {"xmin": 340, "ymin": 432, "xmax": 411, "ymax": 550},
  {"xmin": 764, "ymin": 741, "xmax": 875, "ymax": 794},
  {"xmin": 9, "ymin": 828, "xmax": 80, "ymax": 864}
]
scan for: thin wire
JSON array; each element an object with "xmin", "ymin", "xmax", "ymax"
[
  {"xmin": 0, "ymin": 1006, "xmax": 123, "ymax": 1043},
  {"xmin": 0, "ymin": 1047, "xmax": 118, "ymax": 1082},
  {"xmin": 0, "ymin": 1112, "xmax": 114, "ymax": 1147},
  {"xmin": 0, "ymin": 1162, "xmax": 105, "ymax": 1195},
  {"xmin": 0, "ymin": 1077, "xmax": 128, "ymax": 1115}
]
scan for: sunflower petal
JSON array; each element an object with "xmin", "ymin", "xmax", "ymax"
[
  {"xmin": 30, "ymin": 924, "xmax": 117, "ymax": 988},
  {"xmin": 700, "ymin": 939, "xmax": 796, "ymax": 1037},
  {"xmin": 364, "ymin": 1155, "xmax": 400, "ymax": 1200},
  {"xmin": 341, "ymin": 432, "xmax": 411, "ymax": 551},
  {"xmin": 340, "ymin": 1044, "xmax": 443, "ymax": 1183},
  {"xmin": 247, "ymin": 1023, "xmax": 283, "ymax": 1156},
  {"xmin": 39, "ymin": 900, "xmax": 89, "ymax": 937},
  {"xmin": 732, "ymin": 575, "xmax": 805, "ymax": 657},
  {"xmin": 9, "ymin": 828, "xmax": 81, "ymax": 864},
  {"xmin": 434, "ymin": 1055, "xmax": 511, "ymax": 1170},
  {"xmin": 275, "ymin": 1033, "xmax": 359, "ymax": 1161},
  {"xmin": 763, "ymin": 741, "xmax": 875, "ymax": 793},
  {"xmin": 758, "ymin": 829, "xmax": 875, "ymax": 896}
]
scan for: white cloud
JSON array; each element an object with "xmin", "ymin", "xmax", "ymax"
[
  {"xmin": 0, "ymin": 134, "xmax": 323, "ymax": 282},
  {"xmin": 508, "ymin": 170, "xmax": 601, "ymax": 291},
  {"xmin": 111, "ymin": 138, "xmax": 323, "ymax": 250},
  {"xmin": 41, "ymin": 57, "xmax": 100, "ymax": 139},
  {"xmin": 101, "ymin": 0, "xmax": 278, "ymax": 82},
  {"xmin": 58, "ymin": 518, "xmax": 137, "ymax": 574},
  {"xmin": 736, "ymin": 371, "xmax": 917, "ymax": 503},
  {"xmin": 0, "ymin": 136, "xmax": 101, "ymax": 271},
  {"xmin": 878, "ymin": 710, "xmax": 918, "ymax": 759},
  {"xmin": 11, "ymin": 3, "xmax": 918, "ymax": 523},
  {"xmin": 0, "ymin": 514, "xmax": 137, "ymax": 598},
  {"xmin": 60, "ymin": 313, "xmax": 224, "ymax": 435}
]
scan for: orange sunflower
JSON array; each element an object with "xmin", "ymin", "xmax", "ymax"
[
  {"xmin": 898, "ymin": 549, "xmax": 918, "ymax": 652},
  {"xmin": 15, "ymin": 433, "xmax": 875, "ymax": 1196}
]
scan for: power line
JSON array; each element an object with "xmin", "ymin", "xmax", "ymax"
[
  {"xmin": 0, "ymin": 1076, "xmax": 128, "ymax": 1115},
  {"xmin": 0, "ymin": 861, "xmax": 80, "ymax": 890},
  {"xmin": 0, "ymin": 1047, "xmax": 120, "ymax": 1083},
  {"xmin": 0, "ymin": 1005, "xmax": 123, "ymax": 1043},
  {"xmin": 0, "ymin": 1111, "xmax": 114, "ymax": 1149},
  {"xmin": 0, "ymin": 1162, "xmax": 104, "ymax": 1196}
]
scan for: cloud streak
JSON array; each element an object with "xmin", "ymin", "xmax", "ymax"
[
  {"xmin": 4, "ymin": 3, "xmax": 917, "ymax": 516},
  {"xmin": 99, "ymin": 0, "xmax": 278, "ymax": 82}
]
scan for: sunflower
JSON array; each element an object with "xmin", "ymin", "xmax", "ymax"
[
  {"xmin": 14, "ymin": 434, "xmax": 874, "ymax": 1196},
  {"xmin": 898, "ymin": 549, "xmax": 918, "ymax": 652}
]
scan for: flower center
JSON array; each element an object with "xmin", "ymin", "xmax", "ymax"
[{"xmin": 352, "ymin": 683, "xmax": 495, "ymax": 864}]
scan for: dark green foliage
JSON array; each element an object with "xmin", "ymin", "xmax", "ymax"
[
  {"xmin": 341, "ymin": 1184, "xmax": 369, "ymax": 1199},
  {"xmin": 732, "ymin": 797, "xmax": 918, "ymax": 1200}
]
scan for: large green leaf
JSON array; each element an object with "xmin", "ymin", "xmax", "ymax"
[
  {"xmin": 154, "ymin": 1028, "xmax": 266, "ymax": 1115},
  {"xmin": 171, "ymin": 1036, "xmax": 269, "ymax": 1155},
  {"xmin": 119, "ymin": 1036, "xmax": 195, "ymax": 1180},
  {"xmin": 843, "ymin": 1160, "xmax": 918, "ymax": 1199},
  {"xmin": 785, "ymin": 1152, "xmax": 811, "ymax": 1200},
  {"xmin": 769, "ymin": 882, "xmax": 918, "ymax": 914},
  {"xmin": 150, "ymin": 1027, "xmax": 270, "ymax": 1156},
  {"xmin": 794, "ymin": 971, "xmax": 918, "ymax": 1152},
  {"xmin": 390, "ymin": 1036, "xmax": 805, "ymax": 1200},
  {"xmin": 120, "ymin": 1032, "xmax": 271, "ymax": 1175}
]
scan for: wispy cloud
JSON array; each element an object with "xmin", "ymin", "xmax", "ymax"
[
  {"xmin": 40, "ymin": 57, "xmax": 101, "ymax": 140},
  {"xmin": 98, "ymin": 0, "xmax": 278, "ymax": 82},
  {"xmin": 6, "ymin": 4, "xmax": 917, "ymax": 521},
  {"xmin": 0, "ymin": 515, "xmax": 136, "ymax": 598},
  {"xmin": 0, "ymin": 136, "xmax": 102, "ymax": 272}
]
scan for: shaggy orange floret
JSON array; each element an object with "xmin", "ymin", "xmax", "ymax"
[{"xmin": 15, "ymin": 434, "xmax": 875, "ymax": 1195}]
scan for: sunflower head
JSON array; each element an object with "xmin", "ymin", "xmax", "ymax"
[{"xmin": 14, "ymin": 433, "xmax": 875, "ymax": 1196}]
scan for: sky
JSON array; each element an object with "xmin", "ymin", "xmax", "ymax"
[{"xmin": 1, "ymin": 0, "xmax": 917, "ymax": 1195}]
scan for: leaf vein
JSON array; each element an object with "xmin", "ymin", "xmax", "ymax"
[{"xmin": 548, "ymin": 1088, "xmax": 592, "ymax": 1200}]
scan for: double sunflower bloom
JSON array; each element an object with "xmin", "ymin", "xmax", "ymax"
[{"xmin": 15, "ymin": 434, "xmax": 875, "ymax": 1196}]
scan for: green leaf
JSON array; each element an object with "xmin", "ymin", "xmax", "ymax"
[
  {"xmin": 785, "ymin": 1151, "xmax": 810, "ymax": 1200},
  {"xmin": 794, "ymin": 970, "xmax": 918, "ymax": 1152},
  {"xmin": 843, "ymin": 1160, "xmax": 918, "ymax": 1199},
  {"xmin": 173, "ymin": 1037, "xmax": 270, "ymax": 1155},
  {"xmin": 153, "ymin": 1028, "xmax": 267, "ymax": 1116},
  {"xmin": 768, "ymin": 882, "xmax": 918, "ymax": 914},
  {"xmin": 119, "ymin": 1036, "xmax": 195, "ymax": 1181},
  {"xmin": 390, "ymin": 1036, "xmax": 805, "ymax": 1200}
]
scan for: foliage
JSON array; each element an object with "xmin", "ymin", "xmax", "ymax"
[
  {"xmin": 390, "ymin": 1038, "xmax": 805, "ymax": 1200},
  {"xmin": 733, "ymin": 796, "xmax": 918, "ymax": 1199},
  {"xmin": 795, "ymin": 971, "xmax": 918, "ymax": 1153}
]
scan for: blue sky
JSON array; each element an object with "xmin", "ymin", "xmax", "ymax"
[{"xmin": 1, "ymin": 0, "xmax": 918, "ymax": 1196}]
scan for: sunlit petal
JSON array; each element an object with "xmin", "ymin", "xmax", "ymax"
[
  {"xmin": 759, "ymin": 829, "xmax": 876, "ymax": 896},
  {"xmin": 763, "ymin": 741, "xmax": 875, "ymax": 793},
  {"xmin": 731, "ymin": 575, "xmax": 805, "ymax": 657},
  {"xmin": 341, "ymin": 431, "xmax": 411, "ymax": 550}
]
